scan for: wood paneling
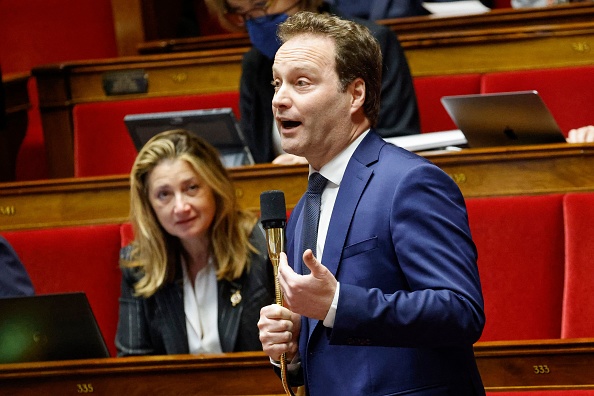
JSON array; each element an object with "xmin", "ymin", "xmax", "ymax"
[
  {"xmin": 0, "ymin": 352, "xmax": 287, "ymax": 395},
  {"xmin": 475, "ymin": 338, "xmax": 594, "ymax": 391},
  {"xmin": 134, "ymin": 3, "xmax": 594, "ymax": 56},
  {"xmin": 3, "ymin": 339, "xmax": 594, "ymax": 394},
  {"xmin": 2, "ymin": 143, "xmax": 594, "ymax": 232}
]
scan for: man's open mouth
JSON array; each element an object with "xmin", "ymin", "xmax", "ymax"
[{"xmin": 281, "ymin": 120, "xmax": 302, "ymax": 129}]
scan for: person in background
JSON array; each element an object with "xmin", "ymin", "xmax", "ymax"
[
  {"xmin": 116, "ymin": 129, "xmax": 274, "ymax": 356},
  {"xmin": 511, "ymin": 0, "xmax": 567, "ymax": 8},
  {"xmin": 326, "ymin": 0, "xmax": 493, "ymax": 21},
  {"xmin": 0, "ymin": 236, "xmax": 35, "ymax": 297},
  {"xmin": 205, "ymin": 0, "xmax": 420, "ymax": 165},
  {"xmin": 567, "ymin": 125, "xmax": 594, "ymax": 143},
  {"xmin": 257, "ymin": 12, "xmax": 485, "ymax": 395},
  {"xmin": 324, "ymin": 0, "xmax": 430, "ymax": 19},
  {"xmin": 323, "ymin": 0, "xmax": 494, "ymax": 19}
]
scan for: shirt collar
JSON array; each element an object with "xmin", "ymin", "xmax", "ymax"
[{"xmin": 309, "ymin": 130, "xmax": 369, "ymax": 188}]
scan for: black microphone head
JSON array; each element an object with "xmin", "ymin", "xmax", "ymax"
[{"xmin": 260, "ymin": 190, "xmax": 287, "ymax": 229}]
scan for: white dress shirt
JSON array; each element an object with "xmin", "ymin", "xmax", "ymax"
[
  {"xmin": 273, "ymin": 130, "xmax": 369, "ymax": 369},
  {"xmin": 312, "ymin": 130, "xmax": 369, "ymax": 328}
]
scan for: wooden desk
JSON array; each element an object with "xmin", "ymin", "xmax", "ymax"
[
  {"xmin": 1, "ymin": 143, "xmax": 594, "ymax": 232},
  {"xmin": 137, "ymin": 3, "xmax": 594, "ymax": 76},
  {"xmin": 2, "ymin": 339, "xmax": 594, "ymax": 394},
  {"xmin": 475, "ymin": 338, "xmax": 594, "ymax": 391},
  {"xmin": 32, "ymin": 4, "xmax": 594, "ymax": 178},
  {"xmin": 0, "ymin": 352, "xmax": 286, "ymax": 395},
  {"xmin": 136, "ymin": 3, "xmax": 594, "ymax": 56},
  {"xmin": 1, "ymin": 73, "xmax": 30, "ymax": 182}
]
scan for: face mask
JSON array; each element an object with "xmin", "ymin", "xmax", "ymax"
[{"xmin": 246, "ymin": 13, "xmax": 289, "ymax": 60}]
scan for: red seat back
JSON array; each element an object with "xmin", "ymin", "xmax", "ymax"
[
  {"xmin": 73, "ymin": 92, "xmax": 240, "ymax": 177},
  {"xmin": 466, "ymin": 194, "xmax": 565, "ymax": 341},
  {"xmin": 3, "ymin": 224, "xmax": 122, "ymax": 357},
  {"xmin": 561, "ymin": 192, "xmax": 594, "ymax": 339},
  {"xmin": 413, "ymin": 74, "xmax": 482, "ymax": 133},
  {"xmin": 480, "ymin": 66, "xmax": 594, "ymax": 137}
]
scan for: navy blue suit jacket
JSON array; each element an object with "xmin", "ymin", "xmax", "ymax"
[
  {"xmin": 0, "ymin": 236, "xmax": 34, "ymax": 298},
  {"xmin": 286, "ymin": 132, "xmax": 486, "ymax": 395}
]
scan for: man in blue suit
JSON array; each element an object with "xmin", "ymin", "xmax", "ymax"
[{"xmin": 258, "ymin": 11, "xmax": 486, "ymax": 396}]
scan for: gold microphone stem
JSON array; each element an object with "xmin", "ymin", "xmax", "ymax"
[
  {"xmin": 266, "ymin": 229, "xmax": 295, "ymax": 396},
  {"xmin": 272, "ymin": 258, "xmax": 292, "ymax": 396}
]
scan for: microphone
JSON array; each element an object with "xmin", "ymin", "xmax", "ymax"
[
  {"xmin": 260, "ymin": 190, "xmax": 287, "ymax": 269},
  {"xmin": 260, "ymin": 190, "xmax": 295, "ymax": 396}
]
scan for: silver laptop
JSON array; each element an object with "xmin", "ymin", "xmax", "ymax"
[
  {"xmin": 124, "ymin": 107, "xmax": 255, "ymax": 168},
  {"xmin": 441, "ymin": 91, "xmax": 567, "ymax": 148},
  {"xmin": 0, "ymin": 292, "xmax": 110, "ymax": 364}
]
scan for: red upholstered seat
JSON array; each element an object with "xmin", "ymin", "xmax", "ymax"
[
  {"xmin": 466, "ymin": 194, "xmax": 565, "ymax": 341},
  {"xmin": 120, "ymin": 222, "xmax": 134, "ymax": 248},
  {"xmin": 0, "ymin": 0, "xmax": 117, "ymax": 74},
  {"xmin": 73, "ymin": 92, "xmax": 240, "ymax": 177},
  {"xmin": 561, "ymin": 192, "xmax": 594, "ymax": 339},
  {"xmin": 413, "ymin": 73, "xmax": 482, "ymax": 133},
  {"xmin": 480, "ymin": 66, "xmax": 594, "ymax": 137},
  {"xmin": 3, "ymin": 224, "xmax": 122, "ymax": 357},
  {"xmin": 1, "ymin": 0, "xmax": 119, "ymax": 181}
]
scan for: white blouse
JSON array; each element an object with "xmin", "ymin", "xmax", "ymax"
[{"xmin": 182, "ymin": 257, "xmax": 222, "ymax": 354}]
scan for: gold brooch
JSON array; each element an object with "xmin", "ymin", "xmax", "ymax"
[{"xmin": 230, "ymin": 290, "xmax": 242, "ymax": 307}]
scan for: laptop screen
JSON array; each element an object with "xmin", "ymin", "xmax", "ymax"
[
  {"xmin": 124, "ymin": 107, "xmax": 255, "ymax": 168},
  {"xmin": 0, "ymin": 292, "xmax": 110, "ymax": 364},
  {"xmin": 440, "ymin": 91, "xmax": 567, "ymax": 148}
]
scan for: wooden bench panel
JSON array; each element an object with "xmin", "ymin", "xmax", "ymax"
[{"xmin": 3, "ymin": 143, "xmax": 594, "ymax": 232}]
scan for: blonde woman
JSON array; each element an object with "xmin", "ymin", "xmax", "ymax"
[{"xmin": 116, "ymin": 129, "xmax": 274, "ymax": 356}]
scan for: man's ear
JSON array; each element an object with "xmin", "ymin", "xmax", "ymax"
[{"xmin": 349, "ymin": 78, "xmax": 366, "ymax": 113}]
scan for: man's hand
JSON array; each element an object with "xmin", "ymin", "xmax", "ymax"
[
  {"xmin": 278, "ymin": 251, "xmax": 337, "ymax": 321},
  {"xmin": 567, "ymin": 125, "xmax": 594, "ymax": 143},
  {"xmin": 258, "ymin": 304, "xmax": 301, "ymax": 362},
  {"xmin": 272, "ymin": 153, "xmax": 309, "ymax": 165}
]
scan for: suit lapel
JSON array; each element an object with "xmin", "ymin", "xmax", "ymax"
[
  {"xmin": 322, "ymin": 133, "xmax": 382, "ymax": 277},
  {"xmin": 218, "ymin": 279, "xmax": 243, "ymax": 352},
  {"xmin": 322, "ymin": 163, "xmax": 373, "ymax": 277},
  {"xmin": 307, "ymin": 164, "xmax": 373, "ymax": 338},
  {"xmin": 287, "ymin": 198, "xmax": 306, "ymax": 274},
  {"xmin": 308, "ymin": 132, "xmax": 383, "ymax": 337}
]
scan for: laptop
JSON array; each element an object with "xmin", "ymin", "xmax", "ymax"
[
  {"xmin": 440, "ymin": 91, "xmax": 567, "ymax": 148},
  {"xmin": 124, "ymin": 107, "xmax": 255, "ymax": 168},
  {"xmin": 0, "ymin": 292, "xmax": 110, "ymax": 364}
]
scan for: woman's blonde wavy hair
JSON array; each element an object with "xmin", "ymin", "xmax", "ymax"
[{"xmin": 124, "ymin": 129, "xmax": 258, "ymax": 298}]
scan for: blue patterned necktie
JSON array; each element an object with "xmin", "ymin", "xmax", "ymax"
[{"xmin": 301, "ymin": 173, "xmax": 328, "ymax": 274}]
